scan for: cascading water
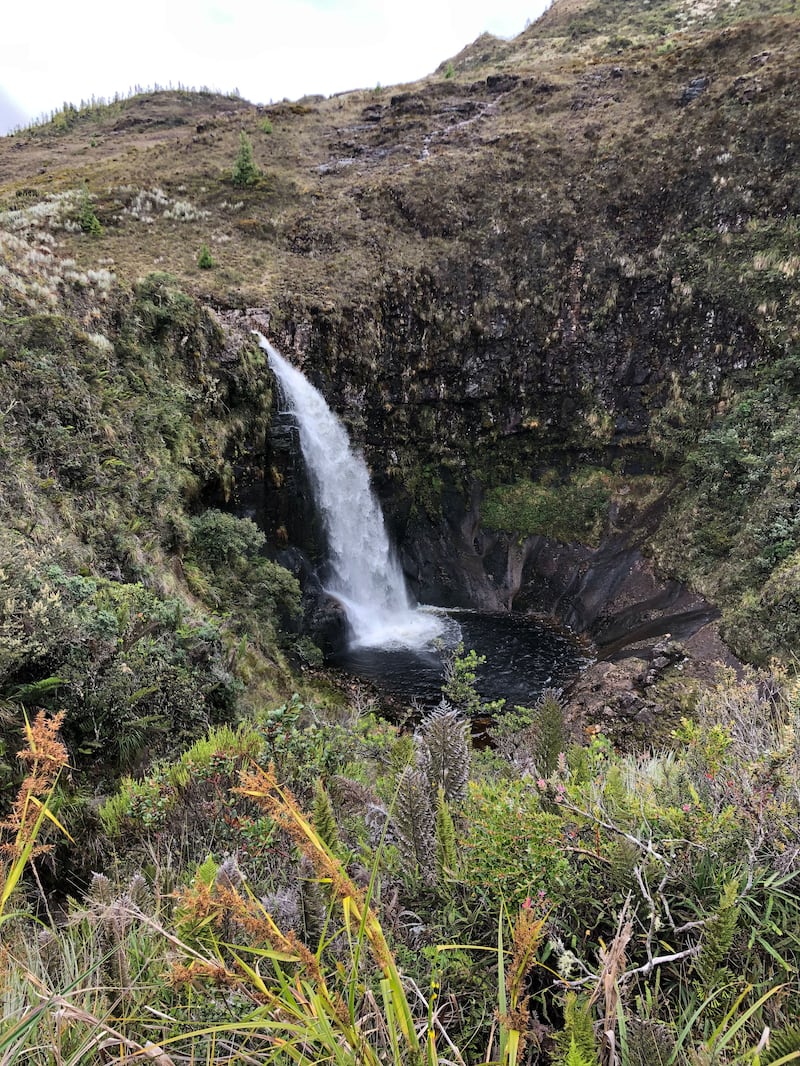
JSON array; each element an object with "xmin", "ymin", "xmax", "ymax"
[{"xmin": 259, "ymin": 335, "xmax": 448, "ymax": 650}]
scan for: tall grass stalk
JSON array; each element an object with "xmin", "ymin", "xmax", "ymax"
[{"xmin": 0, "ymin": 710, "xmax": 70, "ymax": 923}]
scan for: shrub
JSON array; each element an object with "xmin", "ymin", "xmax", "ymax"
[
  {"xmin": 188, "ymin": 510, "xmax": 265, "ymax": 567},
  {"xmin": 460, "ymin": 778, "xmax": 569, "ymax": 911}
]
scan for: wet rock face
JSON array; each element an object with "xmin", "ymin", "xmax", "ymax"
[
  {"xmin": 393, "ymin": 480, "xmax": 722, "ymax": 656},
  {"xmin": 303, "ymin": 592, "xmax": 349, "ymax": 655},
  {"xmin": 263, "ymin": 410, "xmax": 326, "ymax": 564},
  {"xmin": 273, "ymin": 260, "xmax": 761, "ymax": 482},
  {"xmin": 275, "ymin": 546, "xmax": 350, "ymax": 654}
]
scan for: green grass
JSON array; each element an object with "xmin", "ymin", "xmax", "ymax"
[{"xmin": 481, "ymin": 468, "xmax": 614, "ymax": 546}]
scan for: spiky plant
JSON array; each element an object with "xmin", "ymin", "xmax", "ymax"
[
  {"xmin": 625, "ymin": 1018, "xmax": 677, "ymax": 1066},
  {"xmin": 328, "ymin": 774, "xmax": 390, "ymax": 845},
  {"xmin": 312, "ymin": 779, "xmax": 341, "ymax": 856},
  {"xmin": 532, "ymin": 688, "xmax": 565, "ymax": 776},
  {"xmin": 393, "ymin": 765, "xmax": 435, "ymax": 884},
  {"xmin": 299, "ymin": 854, "xmax": 326, "ymax": 943},
  {"xmin": 434, "ymin": 787, "xmax": 458, "ymax": 884},
  {"xmin": 419, "ymin": 699, "xmax": 471, "ymax": 803},
  {"xmin": 84, "ymin": 871, "xmax": 153, "ymax": 997}
]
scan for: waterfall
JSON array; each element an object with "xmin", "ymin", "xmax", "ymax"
[{"xmin": 259, "ymin": 336, "xmax": 446, "ymax": 649}]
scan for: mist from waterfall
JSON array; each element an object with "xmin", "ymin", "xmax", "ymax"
[{"xmin": 260, "ymin": 336, "xmax": 447, "ymax": 649}]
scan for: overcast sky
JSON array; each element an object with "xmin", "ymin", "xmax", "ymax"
[{"xmin": 1, "ymin": 0, "xmax": 548, "ymax": 135}]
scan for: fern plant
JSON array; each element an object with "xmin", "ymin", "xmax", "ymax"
[
  {"xmin": 434, "ymin": 787, "xmax": 458, "ymax": 884},
  {"xmin": 554, "ymin": 993, "xmax": 599, "ymax": 1066},
  {"xmin": 761, "ymin": 1027, "xmax": 800, "ymax": 1066},
  {"xmin": 693, "ymin": 879, "xmax": 741, "ymax": 1000},
  {"xmin": 312, "ymin": 779, "xmax": 341, "ymax": 857}
]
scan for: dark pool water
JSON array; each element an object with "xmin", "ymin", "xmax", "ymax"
[{"xmin": 330, "ymin": 608, "xmax": 591, "ymax": 708}]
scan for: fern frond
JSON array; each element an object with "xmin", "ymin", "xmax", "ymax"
[
  {"xmin": 554, "ymin": 993, "xmax": 599, "ymax": 1066},
  {"xmin": 434, "ymin": 787, "xmax": 458, "ymax": 884},
  {"xmin": 312, "ymin": 780, "xmax": 341, "ymax": 857},
  {"xmin": 693, "ymin": 879, "xmax": 741, "ymax": 996},
  {"xmin": 763, "ymin": 1028, "xmax": 800, "ymax": 1066}
]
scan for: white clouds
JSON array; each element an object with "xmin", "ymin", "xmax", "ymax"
[
  {"xmin": 1, "ymin": 0, "xmax": 545, "ymax": 133},
  {"xmin": 0, "ymin": 89, "xmax": 27, "ymax": 134}
]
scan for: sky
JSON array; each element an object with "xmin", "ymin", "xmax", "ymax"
[{"xmin": 0, "ymin": 0, "xmax": 549, "ymax": 135}]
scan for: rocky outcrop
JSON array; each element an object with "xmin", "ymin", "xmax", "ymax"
[{"xmin": 397, "ymin": 480, "xmax": 725, "ymax": 652}]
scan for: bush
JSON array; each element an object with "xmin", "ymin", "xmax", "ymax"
[
  {"xmin": 197, "ymin": 243, "xmax": 214, "ymax": 269},
  {"xmin": 188, "ymin": 510, "xmax": 265, "ymax": 567}
]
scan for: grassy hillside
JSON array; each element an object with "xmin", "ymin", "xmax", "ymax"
[{"xmin": 0, "ymin": 242, "xmax": 307, "ymax": 783}]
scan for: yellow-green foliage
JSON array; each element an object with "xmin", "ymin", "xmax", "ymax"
[
  {"xmin": 482, "ymin": 468, "xmax": 615, "ymax": 546},
  {"xmin": 435, "ymin": 787, "xmax": 458, "ymax": 882},
  {"xmin": 99, "ymin": 721, "xmax": 265, "ymax": 836},
  {"xmin": 556, "ymin": 994, "xmax": 599, "ymax": 1066},
  {"xmin": 461, "ymin": 778, "xmax": 569, "ymax": 907},
  {"xmin": 5, "ymin": 668, "xmax": 800, "ymax": 1065}
]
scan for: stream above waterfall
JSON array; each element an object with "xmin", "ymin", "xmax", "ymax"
[{"xmin": 330, "ymin": 608, "xmax": 591, "ymax": 709}]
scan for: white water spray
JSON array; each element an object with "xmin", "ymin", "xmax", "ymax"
[{"xmin": 260, "ymin": 335, "xmax": 446, "ymax": 649}]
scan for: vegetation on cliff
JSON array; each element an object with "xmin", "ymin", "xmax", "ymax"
[{"xmin": 0, "ymin": 242, "xmax": 303, "ymax": 797}]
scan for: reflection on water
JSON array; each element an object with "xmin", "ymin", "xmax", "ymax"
[{"xmin": 330, "ymin": 609, "xmax": 591, "ymax": 708}]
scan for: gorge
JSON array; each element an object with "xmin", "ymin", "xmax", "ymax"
[{"xmin": 262, "ymin": 333, "xmax": 588, "ymax": 707}]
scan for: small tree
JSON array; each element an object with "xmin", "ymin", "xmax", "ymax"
[
  {"xmin": 232, "ymin": 131, "xmax": 259, "ymax": 186},
  {"xmin": 79, "ymin": 188, "xmax": 102, "ymax": 235},
  {"xmin": 197, "ymin": 243, "xmax": 214, "ymax": 269}
]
